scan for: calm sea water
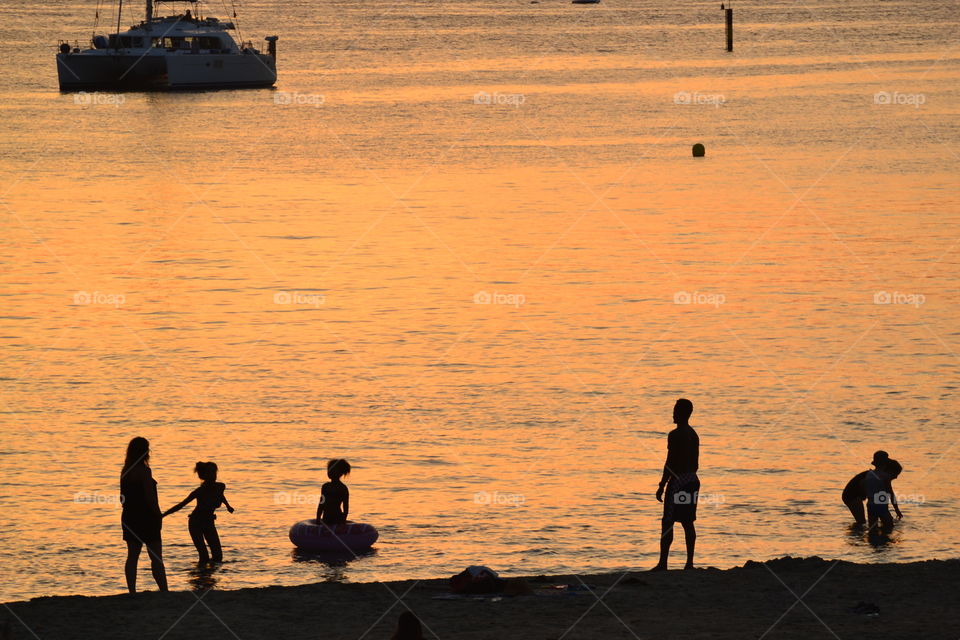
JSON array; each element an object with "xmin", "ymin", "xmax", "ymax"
[{"xmin": 0, "ymin": 0, "xmax": 958, "ymax": 601}]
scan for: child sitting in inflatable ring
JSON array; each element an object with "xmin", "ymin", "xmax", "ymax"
[{"xmin": 317, "ymin": 458, "xmax": 350, "ymax": 525}]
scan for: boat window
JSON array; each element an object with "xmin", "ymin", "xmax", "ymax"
[
  {"xmin": 108, "ymin": 35, "xmax": 140, "ymax": 48},
  {"xmin": 161, "ymin": 37, "xmax": 189, "ymax": 49},
  {"xmin": 154, "ymin": 35, "xmax": 228, "ymax": 50}
]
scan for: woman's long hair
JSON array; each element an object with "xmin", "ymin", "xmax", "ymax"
[{"xmin": 123, "ymin": 437, "xmax": 150, "ymax": 472}]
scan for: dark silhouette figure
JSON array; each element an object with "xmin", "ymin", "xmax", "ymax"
[
  {"xmin": 120, "ymin": 437, "xmax": 168, "ymax": 593},
  {"xmin": 652, "ymin": 399, "xmax": 700, "ymax": 571},
  {"xmin": 865, "ymin": 458, "xmax": 903, "ymax": 534},
  {"xmin": 391, "ymin": 611, "xmax": 424, "ymax": 640},
  {"xmin": 317, "ymin": 459, "xmax": 351, "ymax": 525},
  {"xmin": 842, "ymin": 450, "xmax": 889, "ymax": 525},
  {"xmin": 162, "ymin": 461, "xmax": 235, "ymax": 563}
]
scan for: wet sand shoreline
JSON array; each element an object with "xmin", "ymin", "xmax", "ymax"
[{"xmin": 3, "ymin": 556, "xmax": 957, "ymax": 639}]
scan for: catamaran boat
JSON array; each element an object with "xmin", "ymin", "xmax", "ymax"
[{"xmin": 57, "ymin": 0, "xmax": 278, "ymax": 91}]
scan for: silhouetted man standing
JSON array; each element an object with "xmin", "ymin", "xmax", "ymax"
[{"xmin": 652, "ymin": 398, "xmax": 699, "ymax": 570}]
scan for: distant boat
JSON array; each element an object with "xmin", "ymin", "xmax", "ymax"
[
  {"xmin": 56, "ymin": 0, "xmax": 278, "ymax": 91},
  {"xmin": 572, "ymin": 0, "xmax": 601, "ymax": 4}
]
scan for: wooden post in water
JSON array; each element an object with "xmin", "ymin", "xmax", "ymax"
[{"xmin": 725, "ymin": 7, "xmax": 733, "ymax": 52}]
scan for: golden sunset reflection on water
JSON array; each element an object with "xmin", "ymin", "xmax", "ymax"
[{"xmin": 1, "ymin": 0, "xmax": 958, "ymax": 599}]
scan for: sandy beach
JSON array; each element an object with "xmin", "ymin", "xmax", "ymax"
[{"xmin": 3, "ymin": 557, "xmax": 956, "ymax": 639}]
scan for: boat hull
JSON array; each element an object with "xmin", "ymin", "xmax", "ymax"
[{"xmin": 57, "ymin": 52, "xmax": 277, "ymax": 91}]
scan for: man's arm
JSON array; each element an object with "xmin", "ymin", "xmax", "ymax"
[
  {"xmin": 658, "ymin": 461, "xmax": 673, "ymax": 486},
  {"xmin": 656, "ymin": 432, "xmax": 674, "ymax": 502}
]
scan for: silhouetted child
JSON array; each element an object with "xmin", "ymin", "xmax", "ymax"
[
  {"xmin": 864, "ymin": 458, "xmax": 903, "ymax": 533},
  {"xmin": 317, "ymin": 458, "xmax": 350, "ymax": 525},
  {"xmin": 162, "ymin": 462, "xmax": 235, "ymax": 563},
  {"xmin": 842, "ymin": 450, "xmax": 889, "ymax": 525},
  {"xmin": 391, "ymin": 611, "xmax": 423, "ymax": 640}
]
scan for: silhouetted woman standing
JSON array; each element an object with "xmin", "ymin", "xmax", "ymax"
[{"xmin": 120, "ymin": 437, "xmax": 168, "ymax": 593}]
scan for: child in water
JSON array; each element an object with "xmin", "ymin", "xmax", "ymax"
[
  {"xmin": 864, "ymin": 458, "xmax": 903, "ymax": 534},
  {"xmin": 842, "ymin": 450, "xmax": 889, "ymax": 526},
  {"xmin": 162, "ymin": 462, "xmax": 235, "ymax": 563},
  {"xmin": 317, "ymin": 458, "xmax": 350, "ymax": 525}
]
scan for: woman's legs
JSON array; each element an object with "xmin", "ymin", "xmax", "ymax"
[
  {"xmin": 204, "ymin": 523, "xmax": 223, "ymax": 562},
  {"xmin": 125, "ymin": 539, "xmax": 142, "ymax": 594},
  {"xmin": 189, "ymin": 518, "xmax": 210, "ymax": 563},
  {"xmin": 145, "ymin": 540, "xmax": 168, "ymax": 591}
]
